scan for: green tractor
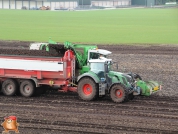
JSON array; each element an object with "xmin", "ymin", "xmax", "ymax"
[{"xmin": 77, "ymin": 57, "xmax": 161, "ymax": 102}]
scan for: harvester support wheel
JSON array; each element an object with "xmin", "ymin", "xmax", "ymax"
[
  {"xmin": 78, "ymin": 77, "xmax": 98, "ymax": 101},
  {"xmin": 35, "ymin": 85, "xmax": 47, "ymax": 96},
  {"xmin": 20, "ymin": 80, "xmax": 35, "ymax": 97},
  {"xmin": 2, "ymin": 79, "xmax": 18, "ymax": 96},
  {"xmin": 110, "ymin": 84, "xmax": 129, "ymax": 103},
  {"xmin": 128, "ymin": 93, "xmax": 135, "ymax": 100}
]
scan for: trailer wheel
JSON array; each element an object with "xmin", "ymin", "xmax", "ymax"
[
  {"xmin": 78, "ymin": 77, "xmax": 98, "ymax": 101},
  {"xmin": 110, "ymin": 84, "xmax": 129, "ymax": 103},
  {"xmin": 20, "ymin": 80, "xmax": 35, "ymax": 97},
  {"xmin": 2, "ymin": 79, "xmax": 18, "ymax": 96}
]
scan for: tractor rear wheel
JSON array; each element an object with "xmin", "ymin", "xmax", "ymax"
[
  {"xmin": 2, "ymin": 79, "xmax": 18, "ymax": 96},
  {"xmin": 110, "ymin": 84, "xmax": 129, "ymax": 103},
  {"xmin": 20, "ymin": 80, "xmax": 35, "ymax": 97},
  {"xmin": 78, "ymin": 77, "xmax": 98, "ymax": 101}
]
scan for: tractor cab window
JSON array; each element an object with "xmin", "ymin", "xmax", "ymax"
[
  {"xmin": 90, "ymin": 62, "xmax": 105, "ymax": 74},
  {"xmin": 89, "ymin": 52, "xmax": 99, "ymax": 59},
  {"xmin": 89, "ymin": 52, "xmax": 107, "ymax": 60}
]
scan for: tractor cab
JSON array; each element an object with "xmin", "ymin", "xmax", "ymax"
[{"xmin": 88, "ymin": 58, "xmax": 132, "ymax": 88}]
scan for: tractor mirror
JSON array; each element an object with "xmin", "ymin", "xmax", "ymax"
[
  {"xmin": 116, "ymin": 63, "xmax": 118, "ymax": 70},
  {"xmin": 104, "ymin": 62, "xmax": 109, "ymax": 73}
]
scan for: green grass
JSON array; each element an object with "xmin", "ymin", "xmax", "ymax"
[{"xmin": 0, "ymin": 8, "xmax": 178, "ymax": 44}]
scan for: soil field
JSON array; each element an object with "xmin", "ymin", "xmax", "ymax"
[{"xmin": 0, "ymin": 40, "xmax": 178, "ymax": 134}]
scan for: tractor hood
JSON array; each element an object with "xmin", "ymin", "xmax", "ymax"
[
  {"xmin": 109, "ymin": 71, "xmax": 133, "ymax": 86},
  {"xmin": 109, "ymin": 71, "xmax": 132, "ymax": 82}
]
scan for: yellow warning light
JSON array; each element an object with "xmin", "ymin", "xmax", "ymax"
[
  {"xmin": 49, "ymin": 80, "xmax": 54, "ymax": 86},
  {"xmin": 68, "ymin": 72, "xmax": 71, "ymax": 77},
  {"xmin": 153, "ymin": 86, "xmax": 159, "ymax": 91}
]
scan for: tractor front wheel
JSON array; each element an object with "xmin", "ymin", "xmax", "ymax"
[
  {"xmin": 78, "ymin": 77, "xmax": 98, "ymax": 101},
  {"xmin": 110, "ymin": 84, "xmax": 129, "ymax": 103}
]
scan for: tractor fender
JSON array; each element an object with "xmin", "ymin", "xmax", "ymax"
[{"xmin": 77, "ymin": 73, "xmax": 100, "ymax": 83}]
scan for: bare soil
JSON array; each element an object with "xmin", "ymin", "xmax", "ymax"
[{"xmin": 0, "ymin": 40, "xmax": 178, "ymax": 134}]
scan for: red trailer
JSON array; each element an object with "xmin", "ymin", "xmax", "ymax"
[{"xmin": 0, "ymin": 50, "xmax": 76, "ymax": 97}]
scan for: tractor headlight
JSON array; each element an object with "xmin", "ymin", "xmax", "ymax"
[{"xmin": 100, "ymin": 77, "xmax": 106, "ymax": 82}]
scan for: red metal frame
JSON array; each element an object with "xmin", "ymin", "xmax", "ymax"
[{"xmin": 0, "ymin": 50, "xmax": 77, "ymax": 92}]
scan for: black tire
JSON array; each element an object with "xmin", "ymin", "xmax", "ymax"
[
  {"xmin": 20, "ymin": 80, "xmax": 35, "ymax": 97},
  {"xmin": 40, "ymin": 86, "xmax": 47, "ymax": 94},
  {"xmin": 35, "ymin": 85, "xmax": 47, "ymax": 96},
  {"xmin": 128, "ymin": 93, "xmax": 135, "ymax": 100},
  {"xmin": 2, "ymin": 79, "xmax": 18, "ymax": 96},
  {"xmin": 78, "ymin": 77, "xmax": 98, "ymax": 101},
  {"xmin": 110, "ymin": 84, "xmax": 129, "ymax": 103}
]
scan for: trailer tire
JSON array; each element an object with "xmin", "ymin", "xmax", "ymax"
[
  {"xmin": 20, "ymin": 80, "xmax": 35, "ymax": 97},
  {"xmin": 78, "ymin": 77, "xmax": 98, "ymax": 101},
  {"xmin": 110, "ymin": 84, "xmax": 129, "ymax": 103},
  {"xmin": 2, "ymin": 79, "xmax": 18, "ymax": 96}
]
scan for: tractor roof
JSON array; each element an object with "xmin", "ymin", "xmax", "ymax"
[
  {"xmin": 89, "ymin": 49, "xmax": 112, "ymax": 55},
  {"xmin": 89, "ymin": 58, "xmax": 112, "ymax": 63}
]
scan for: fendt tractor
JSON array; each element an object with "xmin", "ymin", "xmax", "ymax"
[{"xmin": 26, "ymin": 39, "xmax": 162, "ymax": 102}]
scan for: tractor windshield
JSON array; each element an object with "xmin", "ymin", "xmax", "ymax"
[{"xmin": 90, "ymin": 62, "xmax": 105, "ymax": 74}]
